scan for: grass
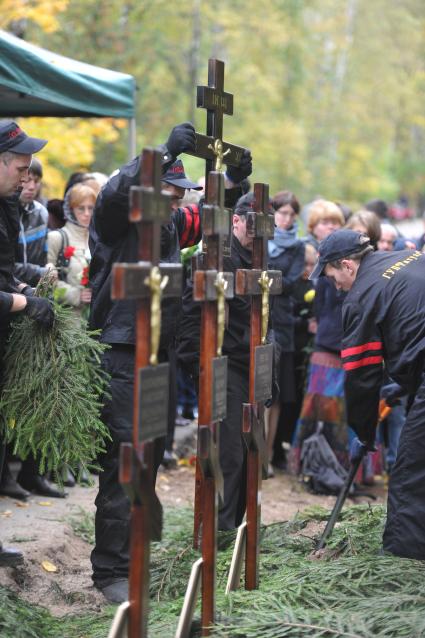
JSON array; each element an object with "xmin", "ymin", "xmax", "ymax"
[{"xmin": 2, "ymin": 504, "xmax": 425, "ymax": 637}]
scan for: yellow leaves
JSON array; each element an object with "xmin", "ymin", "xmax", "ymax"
[
  {"xmin": 0, "ymin": 0, "xmax": 69, "ymax": 33},
  {"xmin": 41, "ymin": 560, "xmax": 58, "ymax": 572},
  {"xmin": 18, "ymin": 117, "xmax": 125, "ymax": 197}
]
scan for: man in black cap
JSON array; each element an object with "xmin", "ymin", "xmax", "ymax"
[
  {"xmin": 89, "ymin": 122, "xmax": 252, "ymax": 602},
  {"xmin": 0, "ymin": 120, "xmax": 54, "ymax": 566},
  {"xmin": 310, "ymin": 228, "xmax": 425, "ymax": 559}
]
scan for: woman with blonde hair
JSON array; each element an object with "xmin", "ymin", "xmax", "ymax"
[
  {"xmin": 291, "ymin": 200, "xmax": 350, "ymax": 487},
  {"xmin": 303, "ymin": 199, "xmax": 345, "ymax": 249},
  {"xmin": 48, "ymin": 182, "xmax": 96, "ymax": 310}
]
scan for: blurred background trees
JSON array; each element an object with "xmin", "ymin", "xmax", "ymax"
[{"xmin": 1, "ymin": 0, "xmax": 425, "ymax": 209}]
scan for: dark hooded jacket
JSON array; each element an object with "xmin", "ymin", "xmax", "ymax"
[{"xmin": 89, "ymin": 154, "xmax": 243, "ymax": 348}]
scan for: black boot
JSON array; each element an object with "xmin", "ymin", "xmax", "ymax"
[
  {"xmin": 18, "ymin": 456, "xmax": 67, "ymax": 498},
  {"xmin": 60, "ymin": 465, "xmax": 76, "ymax": 488},
  {"xmin": 0, "ymin": 464, "xmax": 30, "ymax": 500},
  {"xmin": 18, "ymin": 473, "xmax": 67, "ymax": 498},
  {"xmin": 0, "ymin": 544, "xmax": 24, "ymax": 567},
  {"xmin": 98, "ymin": 579, "xmax": 128, "ymax": 604}
]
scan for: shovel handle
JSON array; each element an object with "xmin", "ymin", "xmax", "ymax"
[{"xmin": 317, "ymin": 400, "xmax": 392, "ymax": 550}]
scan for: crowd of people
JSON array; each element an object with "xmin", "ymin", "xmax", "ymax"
[{"xmin": 1, "ymin": 118, "xmax": 425, "ymax": 601}]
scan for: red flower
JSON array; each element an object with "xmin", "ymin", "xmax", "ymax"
[
  {"xmin": 80, "ymin": 266, "xmax": 89, "ymax": 287},
  {"xmin": 63, "ymin": 246, "xmax": 76, "ymax": 259}
]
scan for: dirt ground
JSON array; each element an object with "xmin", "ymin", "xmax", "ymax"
[{"xmin": 0, "ymin": 432, "xmax": 386, "ymax": 618}]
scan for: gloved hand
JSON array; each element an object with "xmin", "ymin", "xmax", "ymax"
[
  {"xmin": 21, "ymin": 286, "xmax": 35, "ymax": 297},
  {"xmin": 380, "ymin": 382, "xmax": 405, "ymax": 407},
  {"xmin": 349, "ymin": 437, "xmax": 367, "ymax": 463},
  {"xmin": 166, "ymin": 122, "xmax": 196, "ymax": 159},
  {"xmin": 225, "ymin": 149, "xmax": 253, "ymax": 184},
  {"xmin": 25, "ymin": 296, "xmax": 54, "ymax": 329},
  {"xmin": 350, "ymin": 435, "xmax": 376, "ymax": 463}
]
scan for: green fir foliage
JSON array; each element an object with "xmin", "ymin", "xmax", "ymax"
[
  {"xmin": 2, "ymin": 505, "xmax": 425, "ymax": 637},
  {"xmin": 0, "ymin": 281, "xmax": 111, "ymax": 478}
]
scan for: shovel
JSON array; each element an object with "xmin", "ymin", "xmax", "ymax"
[{"xmin": 316, "ymin": 400, "xmax": 391, "ymax": 550}]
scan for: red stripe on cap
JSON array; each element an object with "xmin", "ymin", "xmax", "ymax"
[
  {"xmin": 341, "ymin": 341, "xmax": 382, "ymax": 358},
  {"xmin": 343, "ymin": 355, "xmax": 383, "ymax": 371}
]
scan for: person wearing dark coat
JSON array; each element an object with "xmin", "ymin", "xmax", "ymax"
[
  {"xmin": 311, "ymin": 229, "xmax": 425, "ymax": 559},
  {"xmin": 177, "ymin": 192, "xmax": 255, "ymax": 530},
  {"xmin": 264, "ymin": 191, "xmax": 305, "ymax": 475},
  {"xmin": 0, "ymin": 120, "xmax": 54, "ymax": 566},
  {"xmin": 88, "ymin": 123, "xmax": 252, "ymax": 602}
]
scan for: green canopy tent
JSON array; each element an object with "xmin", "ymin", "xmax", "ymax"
[{"xmin": 0, "ymin": 29, "xmax": 137, "ymax": 157}]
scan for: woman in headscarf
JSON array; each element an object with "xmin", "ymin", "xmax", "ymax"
[{"xmin": 47, "ymin": 183, "xmax": 96, "ymax": 312}]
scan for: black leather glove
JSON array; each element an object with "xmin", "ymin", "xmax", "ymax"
[
  {"xmin": 165, "ymin": 122, "xmax": 196, "ymax": 159},
  {"xmin": 380, "ymin": 382, "xmax": 406, "ymax": 407},
  {"xmin": 225, "ymin": 149, "xmax": 252, "ymax": 184},
  {"xmin": 25, "ymin": 297, "xmax": 54, "ymax": 329},
  {"xmin": 21, "ymin": 286, "xmax": 35, "ymax": 297}
]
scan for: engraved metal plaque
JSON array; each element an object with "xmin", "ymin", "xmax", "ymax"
[
  {"xmin": 253, "ymin": 343, "xmax": 273, "ymax": 403},
  {"xmin": 138, "ymin": 363, "xmax": 169, "ymax": 442},
  {"xmin": 211, "ymin": 356, "xmax": 228, "ymax": 422}
]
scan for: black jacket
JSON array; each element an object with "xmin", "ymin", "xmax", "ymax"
[
  {"xmin": 268, "ymin": 238, "xmax": 305, "ymax": 352},
  {"xmin": 314, "ymin": 277, "xmax": 346, "ymax": 354},
  {"xmin": 177, "ymin": 234, "xmax": 252, "ymax": 375},
  {"xmin": 89, "ymin": 154, "xmax": 243, "ymax": 347},
  {"xmin": 14, "ymin": 200, "xmax": 48, "ymax": 286},
  {"xmin": 0, "ymin": 195, "xmax": 22, "ymax": 294},
  {"xmin": 341, "ymin": 249, "xmax": 425, "ymax": 442}
]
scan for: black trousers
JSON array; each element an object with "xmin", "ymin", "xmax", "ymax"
[
  {"xmin": 383, "ymin": 373, "xmax": 425, "ymax": 559},
  {"xmin": 91, "ymin": 345, "xmax": 169, "ymax": 586},
  {"xmin": 218, "ymin": 362, "xmax": 249, "ymax": 530}
]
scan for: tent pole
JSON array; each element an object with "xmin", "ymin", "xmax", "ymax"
[{"xmin": 128, "ymin": 117, "xmax": 136, "ymax": 159}]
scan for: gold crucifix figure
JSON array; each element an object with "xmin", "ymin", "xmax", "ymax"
[
  {"xmin": 207, "ymin": 138, "xmax": 231, "ymax": 171},
  {"xmin": 258, "ymin": 271, "xmax": 273, "ymax": 345},
  {"xmin": 144, "ymin": 266, "xmax": 169, "ymax": 365},
  {"xmin": 215, "ymin": 271, "xmax": 228, "ymax": 356}
]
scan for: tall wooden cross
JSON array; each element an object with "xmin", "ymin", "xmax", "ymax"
[
  {"xmin": 185, "ymin": 58, "xmax": 246, "ymax": 199},
  {"xmin": 234, "ymin": 183, "xmax": 282, "ymax": 590},
  {"xmin": 109, "ymin": 148, "xmax": 183, "ymax": 638},
  {"xmin": 192, "ymin": 170, "xmax": 232, "ymax": 636}
]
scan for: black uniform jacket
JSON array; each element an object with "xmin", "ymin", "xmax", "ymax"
[
  {"xmin": 177, "ymin": 233, "xmax": 251, "ymax": 376},
  {"xmin": 341, "ymin": 249, "xmax": 425, "ymax": 442},
  {"xmin": 89, "ymin": 154, "xmax": 243, "ymax": 347},
  {"xmin": 0, "ymin": 195, "xmax": 22, "ymax": 293}
]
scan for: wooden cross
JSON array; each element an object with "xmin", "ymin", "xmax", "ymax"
[
  {"xmin": 109, "ymin": 148, "xmax": 183, "ymax": 638},
  {"xmin": 192, "ymin": 170, "xmax": 233, "ymax": 636},
  {"xmin": 185, "ymin": 58, "xmax": 247, "ymax": 199},
  {"xmin": 234, "ymin": 182, "xmax": 282, "ymax": 590}
]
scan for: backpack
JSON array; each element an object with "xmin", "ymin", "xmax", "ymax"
[{"xmin": 300, "ymin": 421, "xmax": 348, "ymax": 495}]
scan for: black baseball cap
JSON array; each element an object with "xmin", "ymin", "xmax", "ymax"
[
  {"xmin": 0, "ymin": 120, "xmax": 47, "ymax": 155},
  {"xmin": 162, "ymin": 159, "xmax": 202, "ymax": 190},
  {"xmin": 309, "ymin": 229, "xmax": 371, "ymax": 280}
]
